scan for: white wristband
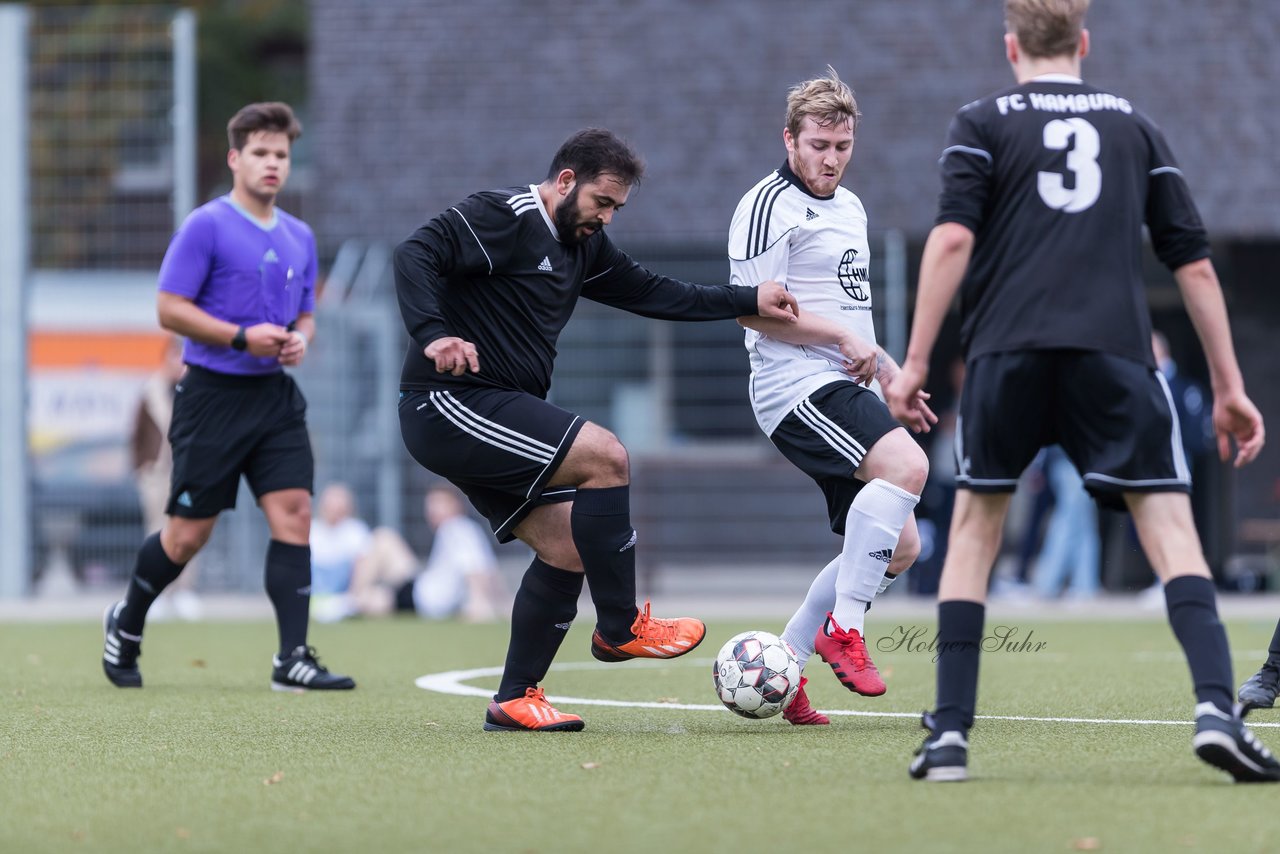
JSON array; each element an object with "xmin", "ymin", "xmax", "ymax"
[{"xmin": 294, "ymin": 330, "xmax": 308, "ymax": 351}]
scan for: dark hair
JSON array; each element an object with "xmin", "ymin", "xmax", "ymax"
[
  {"xmin": 227, "ymin": 102, "xmax": 303, "ymax": 151},
  {"xmin": 546, "ymin": 128, "xmax": 644, "ymax": 187}
]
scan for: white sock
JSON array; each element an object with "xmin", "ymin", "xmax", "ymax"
[
  {"xmin": 878, "ymin": 571, "xmax": 898, "ymax": 597},
  {"xmin": 781, "ymin": 556, "xmax": 839, "ymax": 672},
  {"xmin": 832, "ymin": 479, "xmax": 919, "ymax": 633},
  {"xmin": 859, "ymin": 570, "xmax": 900, "ymax": 613}
]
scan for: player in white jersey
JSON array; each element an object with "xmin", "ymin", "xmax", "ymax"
[{"xmin": 729, "ymin": 67, "xmax": 937, "ymax": 724}]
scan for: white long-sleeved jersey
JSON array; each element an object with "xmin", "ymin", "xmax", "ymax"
[{"xmin": 728, "ymin": 163, "xmax": 877, "ymax": 435}]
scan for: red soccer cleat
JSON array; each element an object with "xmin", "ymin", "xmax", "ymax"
[
  {"xmin": 782, "ymin": 676, "xmax": 830, "ymax": 725},
  {"xmin": 814, "ymin": 613, "xmax": 886, "ymax": 696}
]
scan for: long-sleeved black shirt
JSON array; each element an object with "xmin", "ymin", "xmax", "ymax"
[{"xmin": 395, "ymin": 184, "xmax": 759, "ymax": 397}]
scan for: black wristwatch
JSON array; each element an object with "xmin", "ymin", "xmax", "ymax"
[{"xmin": 231, "ymin": 326, "xmax": 248, "ymax": 351}]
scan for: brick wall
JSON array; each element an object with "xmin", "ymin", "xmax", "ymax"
[{"xmin": 309, "ymin": 0, "xmax": 1280, "ymax": 252}]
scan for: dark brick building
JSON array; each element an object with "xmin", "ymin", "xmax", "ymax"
[{"xmin": 308, "ymin": 1, "xmax": 1280, "ymax": 571}]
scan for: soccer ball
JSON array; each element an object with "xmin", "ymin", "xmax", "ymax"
[{"xmin": 712, "ymin": 630, "xmax": 801, "ymax": 719}]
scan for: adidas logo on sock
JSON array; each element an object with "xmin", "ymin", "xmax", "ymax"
[
  {"xmin": 868, "ymin": 548, "xmax": 893, "ymax": 563},
  {"xmin": 805, "ymin": 208, "xmax": 819, "ymax": 220},
  {"xmin": 618, "ymin": 530, "xmax": 637, "ymax": 552},
  {"xmin": 538, "ymin": 256, "xmax": 553, "ymax": 272}
]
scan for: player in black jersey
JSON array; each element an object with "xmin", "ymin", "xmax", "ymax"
[
  {"xmin": 394, "ymin": 128, "xmax": 799, "ymax": 732},
  {"xmin": 887, "ymin": 0, "xmax": 1278, "ymax": 783}
]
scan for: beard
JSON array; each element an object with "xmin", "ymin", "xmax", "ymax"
[{"xmin": 553, "ymin": 184, "xmax": 597, "ymax": 245}]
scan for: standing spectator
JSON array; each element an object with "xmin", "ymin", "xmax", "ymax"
[
  {"xmin": 1031, "ymin": 445, "xmax": 1100, "ymax": 601},
  {"xmin": 102, "ymin": 102, "xmax": 355, "ymax": 692}
]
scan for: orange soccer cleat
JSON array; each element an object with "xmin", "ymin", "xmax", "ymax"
[
  {"xmin": 483, "ymin": 687, "xmax": 585, "ymax": 732},
  {"xmin": 590, "ymin": 601, "xmax": 706, "ymax": 662}
]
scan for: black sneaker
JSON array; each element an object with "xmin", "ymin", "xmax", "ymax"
[
  {"xmin": 1238, "ymin": 662, "xmax": 1280, "ymax": 711},
  {"xmin": 908, "ymin": 713, "xmax": 968, "ymax": 782},
  {"xmin": 1192, "ymin": 702, "xmax": 1280, "ymax": 783},
  {"xmin": 102, "ymin": 601, "xmax": 142, "ymax": 688},
  {"xmin": 271, "ymin": 645, "xmax": 356, "ymax": 692}
]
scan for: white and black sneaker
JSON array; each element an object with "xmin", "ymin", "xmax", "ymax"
[
  {"xmin": 908, "ymin": 712, "xmax": 968, "ymax": 782},
  {"xmin": 271, "ymin": 645, "xmax": 356, "ymax": 692},
  {"xmin": 102, "ymin": 601, "xmax": 142, "ymax": 688},
  {"xmin": 1192, "ymin": 702, "xmax": 1280, "ymax": 783}
]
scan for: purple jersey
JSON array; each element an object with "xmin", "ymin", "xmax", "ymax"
[{"xmin": 158, "ymin": 195, "xmax": 317, "ymax": 375}]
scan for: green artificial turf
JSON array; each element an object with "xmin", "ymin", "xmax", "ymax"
[{"xmin": 4, "ymin": 614, "xmax": 1280, "ymax": 853}]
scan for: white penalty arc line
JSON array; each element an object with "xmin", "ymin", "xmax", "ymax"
[{"xmin": 414, "ymin": 658, "xmax": 1280, "ymax": 728}]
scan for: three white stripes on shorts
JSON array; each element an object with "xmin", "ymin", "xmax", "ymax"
[
  {"xmin": 423, "ymin": 391, "xmax": 556, "ymax": 465},
  {"xmin": 794, "ymin": 398, "xmax": 867, "ymax": 466}
]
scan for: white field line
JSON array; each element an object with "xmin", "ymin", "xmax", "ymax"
[{"xmin": 414, "ymin": 658, "xmax": 1280, "ymax": 728}]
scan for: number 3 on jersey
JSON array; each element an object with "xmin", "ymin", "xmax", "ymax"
[{"xmin": 1037, "ymin": 117, "xmax": 1101, "ymax": 213}]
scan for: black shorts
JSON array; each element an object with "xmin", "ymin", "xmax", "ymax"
[
  {"xmin": 769, "ymin": 380, "xmax": 902, "ymax": 534},
  {"xmin": 167, "ymin": 366, "xmax": 314, "ymax": 518},
  {"xmin": 956, "ymin": 349, "xmax": 1191, "ymax": 511},
  {"xmin": 399, "ymin": 386, "xmax": 584, "ymax": 542}
]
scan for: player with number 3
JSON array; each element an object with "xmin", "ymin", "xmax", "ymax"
[{"xmin": 889, "ymin": 0, "xmax": 1277, "ymax": 784}]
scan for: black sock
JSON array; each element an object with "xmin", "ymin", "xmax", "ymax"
[
  {"xmin": 1164, "ymin": 575, "xmax": 1234, "ymax": 713},
  {"xmin": 118, "ymin": 532, "xmax": 187, "ymax": 636},
  {"xmin": 265, "ymin": 540, "xmax": 311, "ymax": 657},
  {"xmin": 934, "ymin": 600, "xmax": 985, "ymax": 734},
  {"xmin": 571, "ymin": 486, "xmax": 638, "ymax": 642},
  {"xmin": 496, "ymin": 559, "xmax": 583, "ymax": 702},
  {"xmin": 1267, "ymin": 618, "xmax": 1280, "ymax": 667}
]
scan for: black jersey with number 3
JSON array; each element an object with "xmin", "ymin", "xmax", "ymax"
[
  {"xmin": 395, "ymin": 185, "xmax": 758, "ymax": 397},
  {"xmin": 936, "ymin": 76, "xmax": 1210, "ymax": 368}
]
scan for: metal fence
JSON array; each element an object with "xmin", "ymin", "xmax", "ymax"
[{"xmin": 190, "ymin": 237, "xmax": 910, "ymax": 592}]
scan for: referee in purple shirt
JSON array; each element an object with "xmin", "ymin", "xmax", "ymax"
[{"xmin": 102, "ymin": 102, "xmax": 354, "ymax": 692}]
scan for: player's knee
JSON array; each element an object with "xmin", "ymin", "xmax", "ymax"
[
  {"xmin": 591, "ymin": 435, "xmax": 630, "ymax": 484},
  {"xmin": 882, "ymin": 451, "xmax": 928, "ymax": 496},
  {"xmin": 539, "ymin": 543, "xmax": 583, "ymax": 573},
  {"xmin": 164, "ymin": 524, "xmax": 211, "ymax": 563}
]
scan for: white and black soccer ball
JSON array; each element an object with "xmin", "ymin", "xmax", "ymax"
[{"xmin": 712, "ymin": 630, "xmax": 801, "ymax": 719}]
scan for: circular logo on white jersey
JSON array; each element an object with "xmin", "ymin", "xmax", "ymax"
[{"xmin": 838, "ymin": 249, "xmax": 869, "ymax": 301}]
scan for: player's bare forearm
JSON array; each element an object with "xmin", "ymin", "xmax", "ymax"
[
  {"xmin": 157, "ymin": 291, "xmax": 241, "ymax": 345},
  {"xmin": 874, "ymin": 348, "xmax": 901, "ymax": 387},
  {"xmin": 158, "ymin": 292, "xmax": 290, "ymax": 357},
  {"xmin": 1173, "ymin": 258, "xmax": 1246, "ymax": 395},
  {"xmin": 739, "ymin": 312, "xmax": 878, "ymax": 383},
  {"xmin": 903, "ymin": 222, "xmax": 973, "ymax": 371},
  {"xmin": 738, "ymin": 311, "xmax": 853, "ymax": 348}
]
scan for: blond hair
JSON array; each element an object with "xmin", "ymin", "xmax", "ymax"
[
  {"xmin": 1004, "ymin": 0, "xmax": 1089, "ymax": 59},
  {"xmin": 786, "ymin": 66, "xmax": 860, "ymax": 139}
]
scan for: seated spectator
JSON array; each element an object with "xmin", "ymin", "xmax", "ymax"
[
  {"xmin": 1031, "ymin": 445, "xmax": 1101, "ymax": 601},
  {"xmin": 346, "ymin": 485, "xmax": 509, "ymax": 622},
  {"xmin": 309, "ymin": 482, "xmax": 373, "ymax": 621}
]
